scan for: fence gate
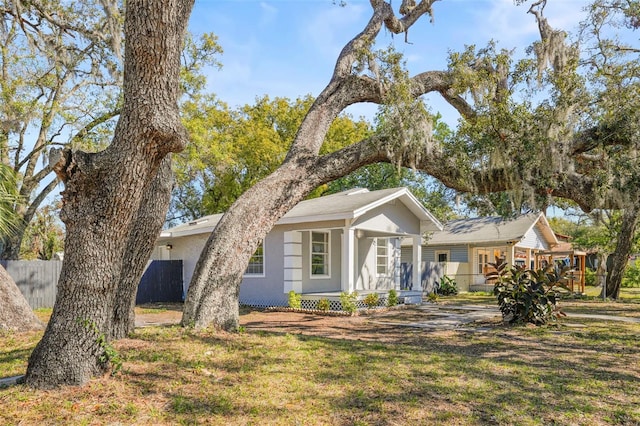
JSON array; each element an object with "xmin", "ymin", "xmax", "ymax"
[{"xmin": 136, "ymin": 260, "xmax": 183, "ymax": 304}]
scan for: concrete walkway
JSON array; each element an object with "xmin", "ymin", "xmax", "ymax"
[
  {"xmin": 0, "ymin": 375, "xmax": 24, "ymax": 388},
  {"xmin": 369, "ymin": 303, "xmax": 500, "ymax": 330},
  {"xmin": 369, "ymin": 303, "xmax": 640, "ymax": 331}
]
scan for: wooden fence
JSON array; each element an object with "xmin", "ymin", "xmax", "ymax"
[
  {"xmin": 1, "ymin": 260, "xmax": 62, "ymax": 309},
  {"xmin": 2, "ymin": 259, "xmax": 183, "ymax": 309}
]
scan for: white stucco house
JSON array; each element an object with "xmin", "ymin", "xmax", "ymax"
[
  {"xmin": 401, "ymin": 213, "xmax": 559, "ymax": 293},
  {"xmin": 153, "ymin": 187, "xmax": 443, "ymax": 308}
]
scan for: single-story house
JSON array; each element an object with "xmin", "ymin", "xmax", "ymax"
[
  {"xmin": 153, "ymin": 187, "xmax": 443, "ymax": 309},
  {"xmin": 401, "ymin": 213, "xmax": 559, "ymax": 293}
]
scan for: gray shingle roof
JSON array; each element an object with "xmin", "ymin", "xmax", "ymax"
[
  {"xmin": 160, "ymin": 187, "xmax": 442, "ymax": 239},
  {"xmin": 426, "ymin": 213, "xmax": 553, "ymax": 246}
]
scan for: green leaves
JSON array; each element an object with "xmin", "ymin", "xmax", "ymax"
[
  {"xmin": 492, "ymin": 262, "xmax": 568, "ymax": 326},
  {"xmin": 173, "ymin": 95, "xmax": 372, "ymax": 220},
  {"xmin": 0, "ymin": 164, "xmax": 21, "ymax": 238}
]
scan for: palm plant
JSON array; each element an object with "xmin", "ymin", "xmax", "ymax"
[{"xmin": 0, "ymin": 164, "xmax": 20, "ymax": 239}]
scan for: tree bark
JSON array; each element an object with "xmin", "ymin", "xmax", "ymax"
[
  {"xmin": 109, "ymin": 157, "xmax": 174, "ymax": 340},
  {"xmin": 25, "ymin": 0, "xmax": 192, "ymax": 389},
  {"xmin": 182, "ymin": 162, "xmax": 322, "ymax": 329},
  {"xmin": 0, "ymin": 264, "xmax": 44, "ymax": 331},
  {"xmin": 601, "ymin": 201, "xmax": 640, "ymax": 299}
]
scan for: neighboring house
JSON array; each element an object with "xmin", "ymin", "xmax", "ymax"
[
  {"xmin": 153, "ymin": 187, "xmax": 443, "ymax": 308},
  {"xmin": 402, "ymin": 213, "xmax": 559, "ymax": 293}
]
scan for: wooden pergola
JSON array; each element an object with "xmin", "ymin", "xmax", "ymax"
[{"xmin": 534, "ymin": 248, "xmax": 587, "ymax": 294}]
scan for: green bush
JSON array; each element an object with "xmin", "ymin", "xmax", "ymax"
[
  {"xmin": 363, "ymin": 292, "xmax": 380, "ymax": 309},
  {"xmin": 491, "ymin": 262, "xmax": 567, "ymax": 325},
  {"xmin": 317, "ymin": 298, "xmax": 330, "ymax": 311},
  {"xmin": 438, "ymin": 275, "xmax": 458, "ymax": 296},
  {"xmin": 622, "ymin": 262, "xmax": 640, "ymax": 288},
  {"xmin": 339, "ymin": 291, "xmax": 358, "ymax": 313},
  {"xmin": 584, "ymin": 268, "xmax": 597, "ymax": 286},
  {"xmin": 387, "ymin": 289, "xmax": 399, "ymax": 307},
  {"xmin": 288, "ymin": 290, "xmax": 301, "ymax": 309}
]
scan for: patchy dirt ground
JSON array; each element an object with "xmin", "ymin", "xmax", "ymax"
[{"xmin": 134, "ymin": 303, "xmax": 503, "ymax": 344}]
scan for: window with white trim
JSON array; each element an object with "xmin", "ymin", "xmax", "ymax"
[
  {"xmin": 245, "ymin": 240, "xmax": 264, "ymax": 276},
  {"xmin": 435, "ymin": 250, "xmax": 449, "ymax": 263},
  {"xmin": 376, "ymin": 238, "xmax": 389, "ymax": 276},
  {"xmin": 311, "ymin": 231, "xmax": 330, "ymax": 277}
]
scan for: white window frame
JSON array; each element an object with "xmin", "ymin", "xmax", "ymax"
[
  {"xmin": 310, "ymin": 231, "xmax": 330, "ymax": 278},
  {"xmin": 435, "ymin": 250, "xmax": 450, "ymax": 264},
  {"xmin": 376, "ymin": 237, "xmax": 390, "ymax": 277},
  {"xmin": 244, "ymin": 240, "xmax": 265, "ymax": 277}
]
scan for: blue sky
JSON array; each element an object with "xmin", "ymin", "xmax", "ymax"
[{"xmin": 188, "ymin": 0, "xmax": 589, "ymax": 127}]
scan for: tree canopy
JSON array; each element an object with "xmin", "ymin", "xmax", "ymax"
[{"xmin": 0, "ymin": 0, "xmax": 123, "ymax": 259}]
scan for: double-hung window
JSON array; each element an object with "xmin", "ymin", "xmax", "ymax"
[
  {"xmin": 311, "ymin": 231, "xmax": 330, "ymax": 277},
  {"xmin": 245, "ymin": 240, "xmax": 265, "ymax": 276},
  {"xmin": 376, "ymin": 238, "xmax": 389, "ymax": 276}
]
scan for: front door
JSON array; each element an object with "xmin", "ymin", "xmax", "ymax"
[{"xmin": 474, "ymin": 248, "xmax": 491, "ymax": 285}]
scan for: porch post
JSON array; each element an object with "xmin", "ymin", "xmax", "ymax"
[
  {"xmin": 506, "ymin": 243, "xmax": 515, "ymax": 266},
  {"xmin": 412, "ymin": 236, "xmax": 422, "ymax": 291},
  {"xmin": 393, "ymin": 238, "xmax": 401, "ymax": 290},
  {"xmin": 341, "ymin": 227, "xmax": 355, "ymax": 293},
  {"xmin": 283, "ymin": 231, "xmax": 302, "ymax": 294}
]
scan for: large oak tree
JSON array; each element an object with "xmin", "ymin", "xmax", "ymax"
[
  {"xmin": 25, "ymin": 0, "xmax": 193, "ymax": 388},
  {"xmin": 183, "ymin": 0, "xmax": 640, "ymax": 328}
]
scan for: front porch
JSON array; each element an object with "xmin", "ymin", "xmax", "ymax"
[
  {"xmin": 299, "ymin": 290, "xmax": 423, "ymax": 311},
  {"xmin": 283, "ymin": 225, "xmax": 426, "ymax": 298}
]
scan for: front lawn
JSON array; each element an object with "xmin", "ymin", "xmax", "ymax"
[{"xmin": 1, "ymin": 296, "xmax": 639, "ymax": 425}]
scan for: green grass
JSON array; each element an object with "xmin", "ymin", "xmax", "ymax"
[{"xmin": 1, "ymin": 298, "xmax": 639, "ymax": 425}]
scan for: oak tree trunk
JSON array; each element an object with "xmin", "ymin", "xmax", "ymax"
[
  {"xmin": 25, "ymin": 0, "xmax": 192, "ymax": 389},
  {"xmin": 182, "ymin": 162, "xmax": 321, "ymax": 329},
  {"xmin": 601, "ymin": 202, "xmax": 640, "ymax": 299},
  {"xmin": 0, "ymin": 264, "xmax": 44, "ymax": 331},
  {"xmin": 182, "ymin": 140, "xmax": 388, "ymax": 329},
  {"xmin": 109, "ymin": 158, "xmax": 174, "ymax": 340}
]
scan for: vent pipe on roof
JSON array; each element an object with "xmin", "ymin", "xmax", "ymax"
[{"xmin": 346, "ymin": 188, "xmax": 369, "ymax": 195}]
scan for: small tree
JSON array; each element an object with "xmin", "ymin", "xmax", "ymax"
[{"xmin": 490, "ymin": 262, "xmax": 567, "ymax": 326}]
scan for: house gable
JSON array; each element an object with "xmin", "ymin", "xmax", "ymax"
[
  {"xmin": 352, "ymin": 200, "xmax": 422, "ymax": 235},
  {"xmin": 519, "ymin": 223, "xmax": 552, "ymax": 250}
]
